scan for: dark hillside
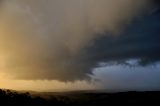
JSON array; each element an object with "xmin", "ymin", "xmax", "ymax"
[{"xmin": 0, "ymin": 89, "xmax": 160, "ymax": 106}]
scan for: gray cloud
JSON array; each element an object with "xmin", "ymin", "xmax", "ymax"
[
  {"xmin": 0, "ymin": 0, "xmax": 157, "ymax": 81},
  {"xmin": 94, "ymin": 63, "xmax": 160, "ymax": 91},
  {"xmin": 89, "ymin": 8, "xmax": 160, "ymax": 66}
]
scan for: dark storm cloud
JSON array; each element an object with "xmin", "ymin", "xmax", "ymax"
[
  {"xmin": 89, "ymin": 10, "xmax": 160, "ymax": 66},
  {"xmin": 153, "ymin": 0, "xmax": 160, "ymax": 6},
  {"xmin": 0, "ymin": 0, "xmax": 158, "ymax": 81}
]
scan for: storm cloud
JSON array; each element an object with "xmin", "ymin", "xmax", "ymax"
[
  {"xmin": 89, "ymin": 9, "xmax": 160, "ymax": 66},
  {"xmin": 0, "ymin": 0, "xmax": 158, "ymax": 81}
]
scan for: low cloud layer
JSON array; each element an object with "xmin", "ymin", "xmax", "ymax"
[
  {"xmin": 0, "ymin": 0, "xmax": 158, "ymax": 81},
  {"xmin": 89, "ymin": 10, "xmax": 160, "ymax": 66}
]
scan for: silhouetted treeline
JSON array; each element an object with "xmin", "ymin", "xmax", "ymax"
[
  {"xmin": 0, "ymin": 89, "xmax": 160, "ymax": 106},
  {"xmin": 0, "ymin": 89, "xmax": 65, "ymax": 106}
]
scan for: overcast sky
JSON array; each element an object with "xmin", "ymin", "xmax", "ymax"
[{"xmin": 0, "ymin": 0, "xmax": 160, "ymax": 91}]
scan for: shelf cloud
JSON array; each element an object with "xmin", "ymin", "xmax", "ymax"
[{"xmin": 0, "ymin": 0, "xmax": 158, "ymax": 81}]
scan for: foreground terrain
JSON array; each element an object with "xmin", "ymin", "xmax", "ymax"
[{"xmin": 0, "ymin": 89, "xmax": 160, "ymax": 106}]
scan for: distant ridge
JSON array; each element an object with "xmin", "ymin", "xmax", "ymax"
[{"xmin": 0, "ymin": 89, "xmax": 160, "ymax": 106}]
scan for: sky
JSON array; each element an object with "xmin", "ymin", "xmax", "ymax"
[{"xmin": 0, "ymin": 0, "xmax": 160, "ymax": 91}]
